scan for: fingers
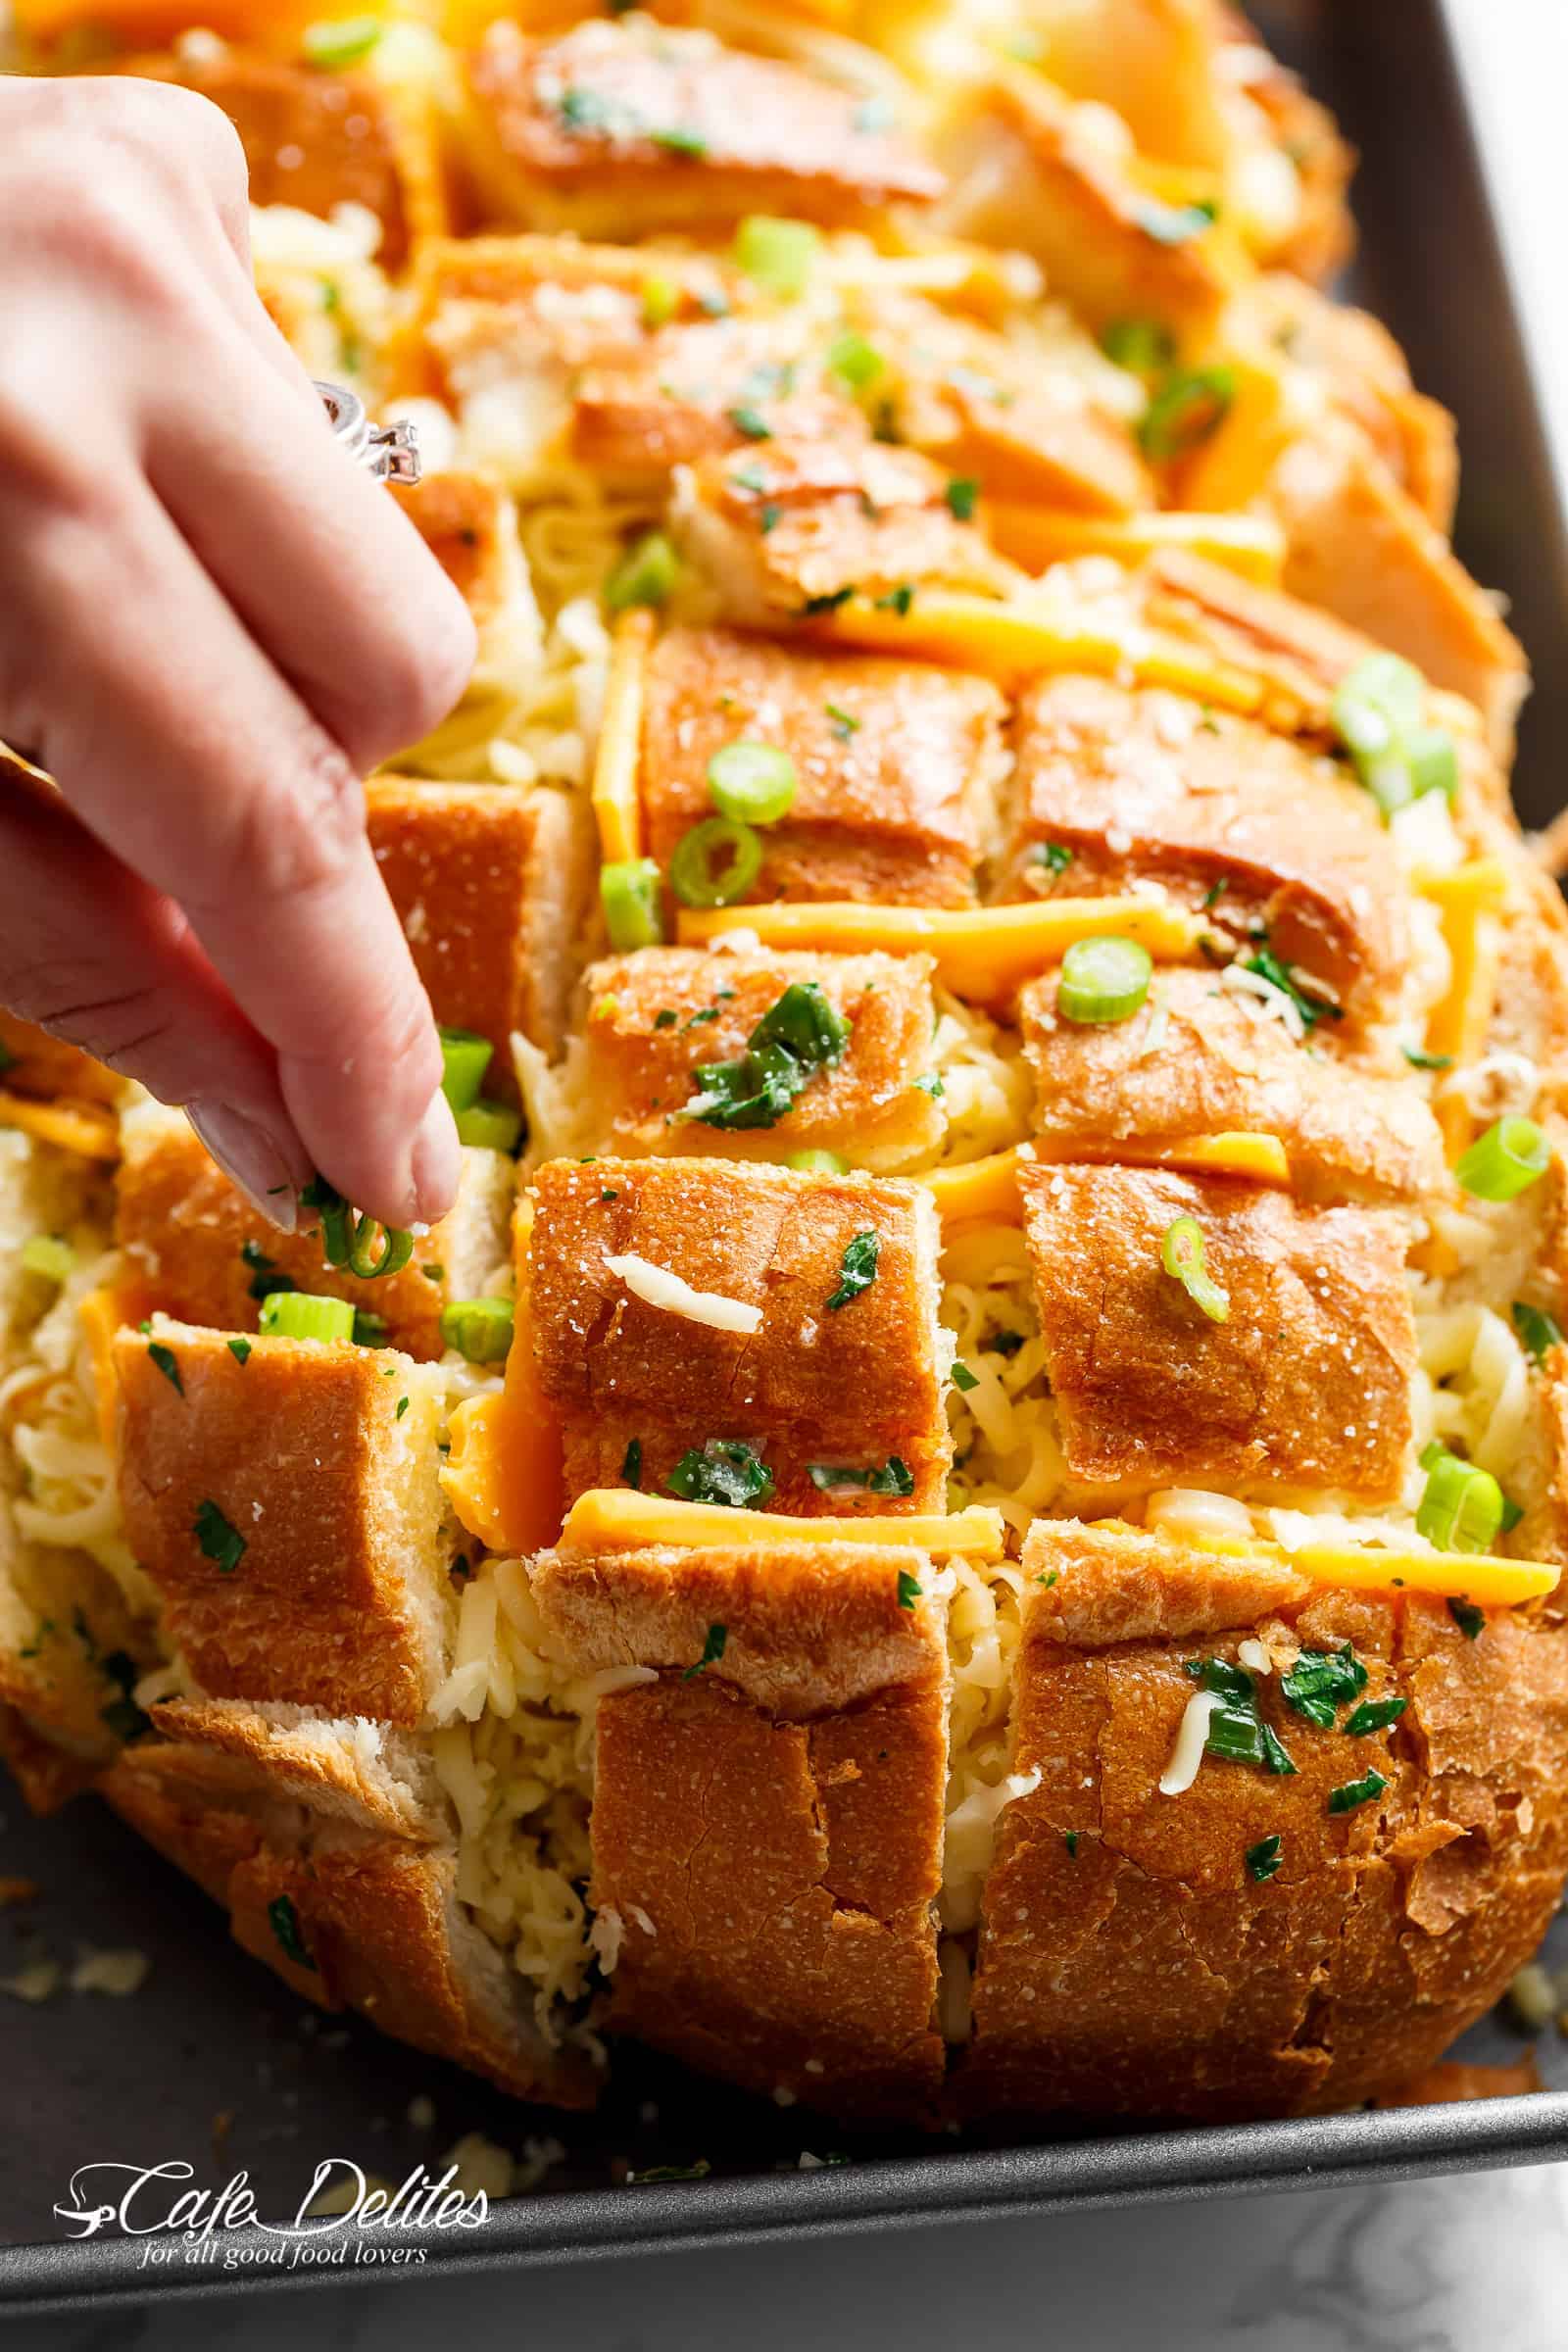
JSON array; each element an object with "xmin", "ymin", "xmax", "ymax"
[
  {"xmin": 0, "ymin": 769, "xmax": 313, "ymax": 1227},
  {"xmin": 143, "ymin": 323, "xmax": 477, "ymax": 775},
  {"xmin": 14, "ymin": 480, "xmax": 461, "ymax": 1232}
]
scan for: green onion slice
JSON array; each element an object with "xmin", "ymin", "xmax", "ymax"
[
  {"xmin": 438, "ymin": 1025, "xmax": 493, "ymax": 1114},
  {"xmin": 602, "ymin": 858, "xmax": 665, "ymax": 952},
  {"xmin": 258, "ymin": 1291, "xmax": 355, "ymax": 1345},
  {"xmin": 1512, "ymin": 1299, "xmax": 1564, "ymax": 1365},
  {"xmin": 707, "ymin": 741, "xmax": 799, "ymax": 826},
  {"xmin": 606, "ymin": 529, "xmax": 680, "ymax": 612},
  {"xmin": 456, "ymin": 1099, "xmax": 524, "ymax": 1154},
  {"xmin": 1138, "ymin": 367, "xmax": 1234, "ymax": 462},
  {"xmin": 21, "ymin": 1235, "xmax": 74, "ymax": 1285},
  {"xmin": 301, "ymin": 1176, "xmax": 415, "ymax": 1284},
  {"xmin": 1160, "ymin": 1214, "xmax": 1230, "ymax": 1323},
  {"xmin": 1101, "ymin": 318, "xmax": 1176, "ymax": 376},
  {"xmin": 1454, "ymin": 1115, "xmax": 1549, "ymax": 1202},
  {"xmin": 785, "ymin": 1149, "xmax": 850, "ymax": 1172},
  {"xmin": 1056, "ymin": 934, "xmax": 1152, "ymax": 1024},
  {"xmin": 302, "ymin": 15, "xmax": 383, "ymax": 70},
  {"xmin": 1331, "ymin": 653, "xmax": 1425, "ymax": 760},
  {"xmin": 732, "ymin": 215, "xmax": 820, "ymax": 297},
  {"xmin": 439, "ymin": 1297, "xmax": 515, "ymax": 1365},
  {"xmin": 640, "ymin": 273, "xmax": 679, "ymax": 327},
  {"xmin": 668, "ymin": 815, "xmax": 764, "ymax": 908},
  {"xmin": 826, "ymin": 330, "xmax": 884, "ymax": 391},
  {"xmin": 1415, "ymin": 1441, "xmax": 1504, "ymax": 1553}
]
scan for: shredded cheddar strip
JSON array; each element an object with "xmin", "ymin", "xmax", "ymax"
[
  {"xmin": 915, "ymin": 1148, "xmax": 1025, "ymax": 1225},
  {"xmin": 77, "ymin": 1283, "xmax": 157, "ymax": 1454},
  {"xmin": 677, "ymin": 898, "xmax": 1203, "ymax": 1004},
  {"xmin": 590, "ymin": 607, "xmax": 656, "ymax": 865},
  {"xmin": 1289, "ymin": 1544, "xmax": 1558, "ymax": 1607},
  {"xmin": 0, "ymin": 1093, "xmax": 118, "ymax": 1160},
  {"xmin": 1032, "ymin": 1132, "xmax": 1293, "ymax": 1187},
  {"xmin": 441, "ymin": 1193, "xmax": 565, "ymax": 1554},
  {"xmin": 561, "ymin": 1491, "xmax": 1006, "ymax": 1558},
  {"xmin": 1419, "ymin": 858, "xmax": 1510, "ymax": 1160},
  {"xmin": 988, "ymin": 505, "xmax": 1287, "ymax": 587}
]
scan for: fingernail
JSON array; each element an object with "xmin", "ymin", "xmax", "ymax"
[
  {"xmin": 186, "ymin": 1102, "xmax": 300, "ymax": 1233},
  {"xmin": 409, "ymin": 1087, "xmax": 461, "ymax": 1228}
]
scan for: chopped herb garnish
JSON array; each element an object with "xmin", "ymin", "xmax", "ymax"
[
  {"xmin": 951, "ymin": 1359, "xmax": 979, "ymax": 1393},
  {"xmin": 268, "ymin": 1894, "xmax": 316, "ymax": 1971},
  {"xmin": 1242, "ymin": 949, "xmax": 1341, "ymax": 1032},
  {"xmin": 727, "ymin": 404, "xmax": 771, "ymax": 440},
  {"xmin": 807, "ymin": 1456, "xmax": 913, "ymax": 1496},
  {"xmin": 558, "ymin": 84, "xmax": 616, "ymax": 132},
  {"xmin": 1201, "ymin": 878, "xmax": 1229, "ymax": 910},
  {"xmin": 652, "ymin": 125, "xmax": 707, "ymax": 157},
  {"xmin": 730, "ymin": 465, "xmax": 767, "ymax": 496},
  {"xmin": 194, "ymin": 1498, "xmax": 246, "ymax": 1577},
  {"xmin": 1279, "ymin": 1642, "xmax": 1367, "ymax": 1730},
  {"xmin": 683, "ymin": 1623, "xmax": 728, "ymax": 1681},
  {"xmin": 912, "ymin": 1071, "xmax": 944, "ymax": 1098},
  {"xmin": 395, "ymin": 1395, "xmax": 410, "ymax": 1420},
  {"xmin": 1512, "ymin": 1299, "xmax": 1564, "ymax": 1366},
  {"xmin": 147, "ymin": 1342, "xmax": 183, "ymax": 1396},
  {"xmin": 226, "ymin": 1337, "xmax": 252, "ymax": 1366},
  {"xmin": 1402, "ymin": 1045, "xmax": 1453, "ymax": 1071},
  {"xmin": 985, "ymin": 1329, "xmax": 1025, "ymax": 1356},
  {"xmin": 1448, "ymin": 1595, "xmax": 1486, "ymax": 1641},
  {"xmin": 874, "ymin": 583, "xmax": 914, "ymax": 616},
  {"xmin": 1031, "ymin": 842, "xmax": 1072, "ymax": 875},
  {"xmin": 241, "ymin": 1238, "xmax": 297, "ymax": 1304},
  {"xmin": 896, "ymin": 1570, "xmax": 922, "ymax": 1609},
  {"xmin": 352, "ymin": 1308, "xmax": 389, "ymax": 1348},
  {"xmin": 666, "ymin": 1438, "xmax": 774, "ymax": 1509},
  {"xmin": 826, "ymin": 1229, "xmax": 879, "ymax": 1311},
  {"xmin": 825, "ymin": 703, "xmax": 860, "ymax": 741},
  {"xmin": 682, "ymin": 981, "xmax": 850, "ymax": 1130},
  {"xmin": 622, "ymin": 1437, "xmax": 643, "ymax": 1490},
  {"xmin": 1344, "ymin": 1695, "xmax": 1408, "ymax": 1738},
  {"xmin": 760, "ymin": 502, "xmax": 781, "ymax": 534},
  {"xmin": 654, "ymin": 1008, "xmax": 679, "ymax": 1029},
  {"xmin": 1328, "ymin": 1769, "xmax": 1388, "ymax": 1815},
  {"xmin": 799, "ymin": 587, "xmax": 855, "ymax": 616},
  {"xmin": 1063, "ymin": 1830, "xmax": 1080, "ymax": 1858},
  {"xmin": 1134, "ymin": 194, "xmax": 1219, "ymax": 245},
  {"xmin": 1184, "ymin": 1657, "xmax": 1297, "ymax": 1775},
  {"xmin": 1245, "ymin": 1834, "xmax": 1283, "ymax": 1884},
  {"xmin": 944, "ymin": 476, "xmax": 980, "ymax": 520},
  {"xmin": 1036, "ymin": 1568, "xmax": 1059, "ymax": 1588}
]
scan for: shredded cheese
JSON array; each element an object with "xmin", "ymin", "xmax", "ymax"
[
  {"xmin": 602, "ymin": 1253, "xmax": 762, "ymax": 1335},
  {"xmin": 1159, "ymin": 1690, "xmax": 1223, "ymax": 1796},
  {"xmin": 561, "ymin": 1489, "xmax": 1005, "ymax": 1557}
]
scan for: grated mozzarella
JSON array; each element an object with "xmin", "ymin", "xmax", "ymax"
[{"xmin": 604, "ymin": 1253, "xmax": 762, "ymax": 1335}]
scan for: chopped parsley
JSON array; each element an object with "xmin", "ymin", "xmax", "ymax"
[
  {"xmin": 1245, "ymin": 1834, "xmax": 1283, "ymax": 1884},
  {"xmin": 226, "ymin": 1337, "xmax": 252, "ymax": 1367},
  {"xmin": 1512, "ymin": 1300, "xmax": 1564, "ymax": 1366},
  {"xmin": 682, "ymin": 981, "xmax": 850, "ymax": 1131},
  {"xmin": 825, "ymin": 1229, "xmax": 880, "ymax": 1311},
  {"xmin": 241, "ymin": 1238, "xmax": 296, "ymax": 1304},
  {"xmin": 760, "ymin": 502, "xmax": 781, "ymax": 534},
  {"xmin": 1031, "ymin": 842, "xmax": 1073, "ymax": 875},
  {"xmin": 912, "ymin": 1071, "xmax": 944, "ymax": 1098},
  {"xmin": 268, "ymin": 1893, "xmax": 316, "ymax": 1971},
  {"xmin": 352, "ymin": 1308, "xmax": 388, "ymax": 1348},
  {"xmin": 984, "ymin": 1329, "xmax": 1025, "ymax": 1357},
  {"xmin": 1343, "ymin": 1695, "xmax": 1407, "ymax": 1738},
  {"xmin": 799, "ymin": 587, "xmax": 855, "ymax": 615},
  {"xmin": 147, "ymin": 1341, "xmax": 183, "ymax": 1396},
  {"xmin": 808, "ymin": 1456, "xmax": 913, "ymax": 1496},
  {"xmin": 1279, "ymin": 1642, "xmax": 1367, "ymax": 1730},
  {"xmin": 1134, "ymin": 194, "xmax": 1219, "ymax": 245},
  {"xmin": 1402, "ymin": 1045, "xmax": 1453, "ymax": 1072},
  {"xmin": 194, "ymin": 1498, "xmax": 246, "ymax": 1577},
  {"xmin": 896, "ymin": 1570, "xmax": 922, "ymax": 1609},
  {"xmin": 1183, "ymin": 1657, "xmax": 1297, "ymax": 1775},
  {"xmin": 621, "ymin": 1437, "xmax": 643, "ymax": 1491},
  {"xmin": 395, "ymin": 1396, "xmax": 410, "ymax": 1421},
  {"xmin": 666, "ymin": 1438, "xmax": 774, "ymax": 1509},
  {"xmin": 1448, "ymin": 1595, "xmax": 1486, "ymax": 1641},
  {"xmin": 727, "ymin": 404, "xmax": 772, "ymax": 440},
  {"xmin": 874, "ymin": 583, "xmax": 914, "ymax": 616},
  {"xmin": 1063, "ymin": 1830, "xmax": 1080, "ymax": 1858},
  {"xmin": 1201, "ymin": 878, "xmax": 1229, "ymax": 910},
  {"xmin": 944, "ymin": 476, "xmax": 980, "ymax": 520},
  {"xmin": 1328, "ymin": 1769, "xmax": 1388, "ymax": 1815},
  {"xmin": 682, "ymin": 1623, "xmax": 728, "ymax": 1681},
  {"xmin": 1242, "ymin": 949, "xmax": 1342, "ymax": 1032},
  {"xmin": 652, "ymin": 125, "xmax": 707, "ymax": 157},
  {"xmin": 654, "ymin": 1008, "xmax": 679, "ymax": 1029},
  {"xmin": 601, "ymin": 1185, "xmax": 621, "ymax": 1200},
  {"xmin": 825, "ymin": 703, "xmax": 860, "ymax": 741},
  {"xmin": 951, "ymin": 1359, "xmax": 979, "ymax": 1393}
]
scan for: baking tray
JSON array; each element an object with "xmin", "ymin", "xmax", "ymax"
[{"xmin": 5, "ymin": 0, "xmax": 1568, "ymax": 2314}]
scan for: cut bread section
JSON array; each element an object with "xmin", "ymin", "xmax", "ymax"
[{"xmin": 114, "ymin": 1323, "xmax": 457, "ymax": 1723}]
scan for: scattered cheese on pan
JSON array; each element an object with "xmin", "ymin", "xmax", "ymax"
[
  {"xmin": 591, "ymin": 607, "xmax": 655, "ymax": 863},
  {"xmin": 1159, "ymin": 1690, "xmax": 1224, "ymax": 1796},
  {"xmin": 677, "ymin": 898, "xmax": 1203, "ymax": 1005},
  {"xmin": 603, "ymin": 1253, "xmax": 762, "ymax": 1335},
  {"xmin": 561, "ymin": 1489, "xmax": 1006, "ymax": 1558},
  {"xmin": 988, "ymin": 504, "xmax": 1287, "ymax": 586},
  {"xmin": 69, "ymin": 1946, "xmax": 150, "ymax": 1997},
  {"xmin": 0, "ymin": 1092, "xmax": 118, "ymax": 1159}
]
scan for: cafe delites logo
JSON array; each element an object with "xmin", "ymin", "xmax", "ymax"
[{"xmin": 53, "ymin": 2158, "xmax": 491, "ymax": 2274}]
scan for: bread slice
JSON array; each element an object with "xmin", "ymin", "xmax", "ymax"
[
  {"xmin": 114, "ymin": 1323, "xmax": 458, "ymax": 1722},
  {"xmin": 533, "ymin": 1537, "xmax": 951, "ymax": 2119},
  {"xmin": 115, "ymin": 1099, "xmax": 514, "ymax": 1358}
]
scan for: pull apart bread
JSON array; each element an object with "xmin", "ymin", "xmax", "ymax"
[{"xmin": 8, "ymin": 0, "xmax": 1568, "ymax": 2133}]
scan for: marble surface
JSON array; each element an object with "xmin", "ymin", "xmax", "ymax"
[{"xmin": 4, "ymin": 2161, "xmax": 1568, "ymax": 2351}]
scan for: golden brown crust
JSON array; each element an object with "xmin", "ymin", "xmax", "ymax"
[
  {"xmin": 393, "ymin": 471, "xmax": 530, "ymax": 648},
  {"xmin": 1020, "ymin": 1517, "xmax": 1312, "ymax": 1647},
  {"xmin": 462, "ymin": 19, "xmax": 943, "ymax": 237},
  {"xmin": 368, "ymin": 775, "xmax": 595, "ymax": 1064},
  {"xmin": 536, "ymin": 1538, "xmax": 948, "ymax": 2117},
  {"xmin": 527, "ymin": 1156, "xmax": 951, "ymax": 1513},
  {"xmin": 115, "ymin": 1105, "xmax": 512, "ymax": 1356},
  {"xmin": 1019, "ymin": 966, "xmax": 1446, "ymax": 1202},
  {"xmin": 962, "ymin": 1565, "xmax": 1568, "ymax": 2122},
  {"xmin": 115, "ymin": 1326, "xmax": 454, "ymax": 1723},
  {"xmin": 575, "ymin": 947, "xmax": 944, "ymax": 1168},
  {"xmin": 1000, "ymin": 673, "xmax": 1407, "ymax": 1024},
  {"xmin": 641, "ymin": 625, "xmax": 1005, "ymax": 907},
  {"xmin": 572, "ymin": 316, "xmax": 852, "ymax": 481},
  {"xmin": 1017, "ymin": 1161, "xmax": 1416, "ymax": 1495}
]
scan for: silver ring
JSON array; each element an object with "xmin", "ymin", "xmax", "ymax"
[{"xmin": 315, "ymin": 379, "xmax": 422, "ymax": 487}]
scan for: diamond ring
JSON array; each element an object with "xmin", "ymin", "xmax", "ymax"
[{"xmin": 315, "ymin": 380, "xmax": 422, "ymax": 486}]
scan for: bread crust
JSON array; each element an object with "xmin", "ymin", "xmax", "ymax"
[
  {"xmin": 642, "ymin": 625, "xmax": 1005, "ymax": 907},
  {"xmin": 528, "ymin": 1155, "xmax": 951, "ymax": 1513},
  {"xmin": 1018, "ymin": 1161, "xmax": 1417, "ymax": 1495},
  {"xmin": 534, "ymin": 1538, "xmax": 949, "ymax": 2118},
  {"xmin": 115, "ymin": 1326, "xmax": 455, "ymax": 1723}
]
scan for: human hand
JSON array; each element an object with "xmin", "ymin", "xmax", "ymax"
[{"xmin": 0, "ymin": 74, "xmax": 477, "ymax": 1233}]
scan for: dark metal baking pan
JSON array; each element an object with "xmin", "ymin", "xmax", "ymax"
[{"xmin": 5, "ymin": 0, "xmax": 1568, "ymax": 2312}]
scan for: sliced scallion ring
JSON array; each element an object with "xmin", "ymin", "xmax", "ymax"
[
  {"xmin": 1454, "ymin": 1115, "xmax": 1549, "ymax": 1202},
  {"xmin": 601, "ymin": 858, "xmax": 665, "ymax": 952},
  {"xmin": 605, "ymin": 529, "xmax": 680, "ymax": 612},
  {"xmin": 21, "ymin": 1235, "xmax": 74, "ymax": 1284},
  {"xmin": 707, "ymin": 741, "xmax": 798, "ymax": 826},
  {"xmin": 732, "ymin": 215, "xmax": 820, "ymax": 297},
  {"xmin": 1138, "ymin": 367, "xmax": 1234, "ymax": 462},
  {"xmin": 1330, "ymin": 653, "xmax": 1425, "ymax": 760},
  {"xmin": 784, "ymin": 1149, "xmax": 849, "ymax": 1173},
  {"xmin": 1160, "ymin": 1214, "xmax": 1230, "ymax": 1323},
  {"xmin": 826, "ymin": 330, "xmax": 884, "ymax": 391},
  {"xmin": 1056, "ymin": 934, "xmax": 1153, "ymax": 1024},
  {"xmin": 344, "ymin": 1214, "xmax": 415, "ymax": 1282},
  {"xmin": 302, "ymin": 15, "xmax": 383, "ymax": 69},
  {"xmin": 258, "ymin": 1291, "xmax": 355, "ymax": 1345},
  {"xmin": 1403, "ymin": 724, "xmax": 1459, "ymax": 803},
  {"xmin": 668, "ymin": 815, "xmax": 765, "ymax": 908},
  {"xmin": 456, "ymin": 1099, "xmax": 524, "ymax": 1154},
  {"xmin": 439, "ymin": 1297, "xmax": 515, "ymax": 1364},
  {"xmin": 1415, "ymin": 1442, "xmax": 1504, "ymax": 1553},
  {"xmin": 438, "ymin": 1025, "xmax": 493, "ymax": 1114}
]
